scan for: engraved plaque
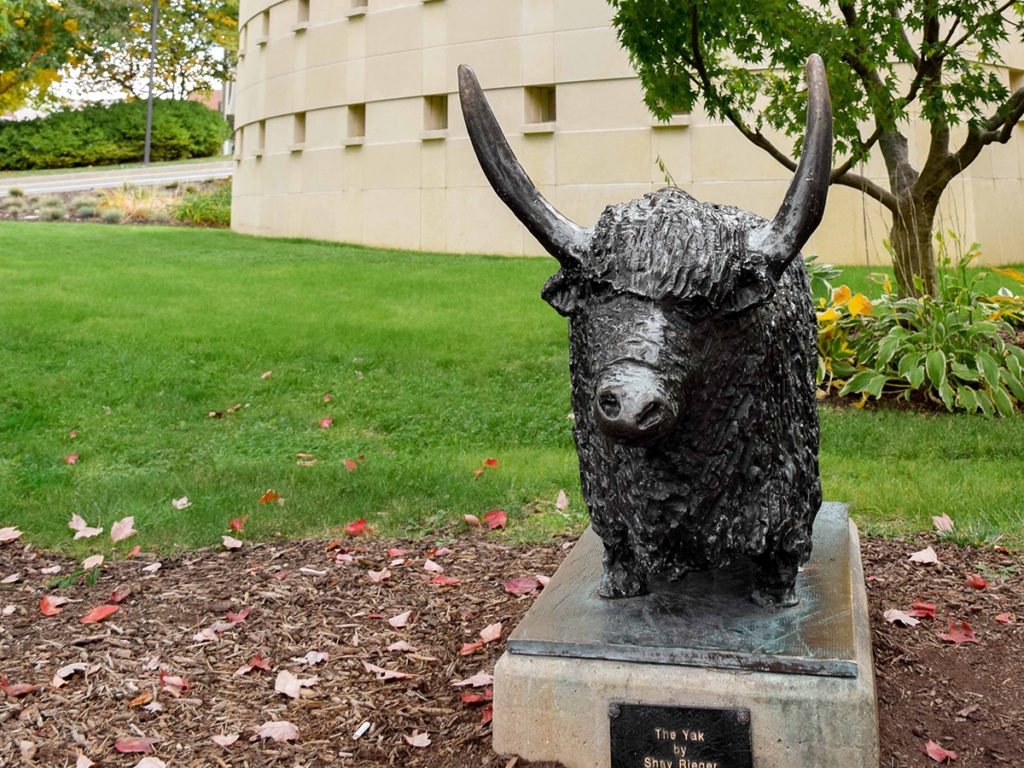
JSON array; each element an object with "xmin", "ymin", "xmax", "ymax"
[{"xmin": 609, "ymin": 703, "xmax": 752, "ymax": 768}]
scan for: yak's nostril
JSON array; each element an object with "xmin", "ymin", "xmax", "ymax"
[
  {"xmin": 598, "ymin": 391, "xmax": 621, "ymax": 419},
  {"xmin": 636, "ymin": 400, "xmax": 664, "ymax": 430}
]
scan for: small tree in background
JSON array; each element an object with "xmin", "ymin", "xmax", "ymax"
[
  {"xmin": 74, "ymin": 0, "xmax": 238, "ymax": 101},
  {"xmin": 0, "ymin": 0, "xmax": 129, "ymax": 112},
  {"xmin": 609, "ymin": 1, "xmax": 1024, "ymax": 297}
]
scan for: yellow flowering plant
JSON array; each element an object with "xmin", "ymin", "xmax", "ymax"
[{"xmin": 815, "ymin": 234, "xmax": 1024, "ymax": 416}]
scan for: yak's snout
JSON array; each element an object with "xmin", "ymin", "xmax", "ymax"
[{"xmin": 594, "ymin": 363, "xmax": 677, "ymax": 444}]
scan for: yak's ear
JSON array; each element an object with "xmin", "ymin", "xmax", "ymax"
[{"xmin": 541, "ymin": 270, "xmax": 582, "ymax": 317}]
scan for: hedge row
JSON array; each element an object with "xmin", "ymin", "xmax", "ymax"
[{"xmin": 0, "ymin": 100, "xmax": 230, "ymax": 171}]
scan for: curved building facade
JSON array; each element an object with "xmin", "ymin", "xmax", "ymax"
[{"xmin": 232, "ymin": 0, "xmax": 1024, "ymax": 264}]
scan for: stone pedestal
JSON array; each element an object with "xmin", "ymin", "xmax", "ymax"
[{"xmin": 492, "ymin": 503, "xmax": 879, "ymax": 768}]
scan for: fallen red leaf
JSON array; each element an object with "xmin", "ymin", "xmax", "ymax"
[
  {"xmin": 323, "ymin": 393, "xmax": 331, "ymax": 402},
  {"xmin": 230, "ymin": 515, "xmax": 248, "ymax": 532},
  {"xmin": 931, "ymin": 513, "xmax": 954, "ymax": 533},
  {"xmin": 160, "ymin": 669, "xmax": 190, "ymax": 693},
  {"xmin": 111, "ymin": 587, "xmax": 130, "ymax": 604},
  {"xmin": 1, "ymin": 675, "xmax": 40, "ymax": 697},
  {"xmin": 995, "ymin": 613, "xmax": 1011, "ymax": 624},
  {"xmin": 908, "ymin": 598, "xmax": 935, "ymax": 619},
  {"xmin": 69, "ymin": 429, "xmax": 78, "ymax": 438},
  {"xmin": 462, "ymin": 514, "xmax": 481, "ymax": 526},
  {"xmin": 114, "ymin": 737, "xmax": 157, "ymax": 754},
  {"xmin": 481, "ymin": 704, "xmax": 493, "ymax": 724},
  {"xmin": 430, "ymin": 575, "xmax": 461, "ymax": 586},
  {"xmin": 505, "ymin": 576, "xmax": 541, "ymax": 596},
  {"xmin": 40, "ymin": 595, "xmax": 70, "ymax": 616},
  {"xmin": 964, "ymin": 574, "xmax": 988, "ymax": 590},
  {"xmin": 344, "ymin": 459, "xmax": 357, "ymax": 471},
  {"xmin": 473, "ymin": 467, "xmax": 484, "ymax": 479},
  {"xmin": 357, "ymin": 454, "xmax": 366, "ymax": 462},
  {"xmin": 480, "ymin": 622, "xmax": 502, "ymax": 644},
  {"xmin": 483, "ymin": 509, "xmax": 506, "ymax": 530},
  {"xmin": 483, "ymin": 458, "xmax": 498, "ymax": 468},
  {"xmin": 227, "ymin": 607, "xmax": 250, "ymax": 623},
  {"xmin": 924, "ymin": 739, "xmax": 957, "ymax": 762},
  {"xmin": 388, "ymin": 548, "xmax": 407, "ymax": 557},
  {"xmin": 258, "ymin": 490, "xmax": 280, "ymax": 504},
  {"xmin": 459, "ymin": 642, "xmax": 483, "ymax": 655},
  {"xmin": 460, "ymin": 691, "xmax": 491, "ymax": 704},
  {"xmin": 126, "ymin": 545, "xmax": 141, "ymax": 558},
  {"xmin": 81, "ymin": 605, "xmax": 118, "ymax": 624},
  {"xmin": 65, "ymin": 453, "xmax": 79, "ymax": 465},
  {"xmin": 343, "ymin": 519, "xmax": 368, "ymax": 535},
  {"xmin": 909, "ymin": 547, "xmax": 939, "ymax": 565},
  {"xmin": 362, "ymin": 661, "xmax": 418, "ymax": 680},
  {"xmin": 319, "ymin": 418, "xmax": 333, "ymax": 428},
  {"xmin": 938, "ymin": 620, "xmax": 979, "ymax": 644}
]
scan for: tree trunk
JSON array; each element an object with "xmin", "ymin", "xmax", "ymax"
[{"xmin": 889, "ymin": 195, "xmax": 939, "ymax": 298}]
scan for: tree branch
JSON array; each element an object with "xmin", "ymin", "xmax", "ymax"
[
  {"xmin": 946, "ymin": 0, "xmax": 1016, "ymax": 52},
  {"xmin": 951, "ymin": 86, "xmax": 1024, "ymax": 173},
  {"xmin": 684, "ymin": 7, "xmax": 798, "ymax": 173},
  {"xmin": 831, "ymin": 169, "xmax": 899, "ymax": 211},
  {"xmin": 831, "ymin": 124, "xmax": 884, "ymax": 181}
]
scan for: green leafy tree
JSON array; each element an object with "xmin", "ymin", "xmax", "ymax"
[
  {"xmin": 609, "ymin": 1, "xmax": 1024, "ymax": 297},
  {"xmin": 76, "ymin": 0, "xmax": 238, "ymax": 101}
]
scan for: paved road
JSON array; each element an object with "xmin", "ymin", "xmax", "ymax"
[{"xmin": 0, "ymin": 160, "xmax": 233, "ymax": 196}]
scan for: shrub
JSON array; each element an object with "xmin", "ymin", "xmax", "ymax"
[
  {"xmin": 76, "ymin": 205, "xmax": 99, "ymax": 219},
  {"xmin": 816, "ymin": 234, "xmax": 1024, "ymax": 416},
  {"xmin": 101, "ymin": 185, "xmax": 175, "ymax": 223},
  {"xmin": 101, "ymin": 208, "xmax": 125, "ymax": 224},
  {"xmin": 0, "ymin": 100, "xmax": 230, "ymax": 171},
  {"xmin": 39, "ymin": 195, "xmax": 63, "ymax": 208},
  {"xmin": 40, "ymin": 206, "xmax": 66, "ymax": 221},
  {"xmin": 175, "ymin": 180, "xmax": 231, "ymax": 228},
  {"xmin": 5, "ymin": 198, "xmax": 27, "ymax": 214},
  {"xmin": 7, "ymin": 187, "xmax": 24, "ymax": 197},
  {"xmin": 148, "ymin": 209, "xmax": 171, "ymax": 224},
  {"xmin": 71, "ymin": 195, "xmax": 100, "ymax": 209}
]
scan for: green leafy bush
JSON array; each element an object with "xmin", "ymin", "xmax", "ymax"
[
  {"xmin": 175, "ymin": 180, "xmax": 231, "ymax": 228},
  {"xmin": 102, "ymin": 208, "xmax": 125, "ymax": 224},
  {"xmin": 40, "ymin": 205, "xmax": 66, "ymax": 221},
  {"xmin": 5, "ymin": 198, "xmax": 27, "ymax": 214},
  {"xmin": 0, "ymin": 100, "xmax": 230, "ymax": 171},
  {"xmin": 76, "ymin": 205, "xmax": 98, "ymax": 219},
  {"xmin": 816, "ymin": 235, "xmax": 1024, "ymax": 416},
  {"xmin": 8, "ymin": 187, "xmax": 24, "ymax": 197}
]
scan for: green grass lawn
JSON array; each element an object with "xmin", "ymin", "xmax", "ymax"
[{"xmin": 1, "ymin": 222, "xmax": 1022, "ymax": 557}]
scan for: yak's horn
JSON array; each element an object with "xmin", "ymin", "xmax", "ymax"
[
  {"xmin": 458, "ymin": 65, "xmax": 591, "ymax": 267},
  {"xmin": 748, "ymin": 54, "xmax": 833, "ymax": 275}
]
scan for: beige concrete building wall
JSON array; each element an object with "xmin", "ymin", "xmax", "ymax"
[{"xmin": 232, "ymin": 0, "xmax": 1024, "ymax": 265}]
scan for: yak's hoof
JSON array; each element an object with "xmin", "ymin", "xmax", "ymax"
[
  {"xmin": 750, "ymin": 585, "xmax": 799, "ymax": 609},
  {"xmin": 599, "ymin": 567, "xmax": 647, "ymax": 598}
]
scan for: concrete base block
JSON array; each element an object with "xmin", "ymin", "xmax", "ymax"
[{"xmin": 493, "ymin": 514, "xmax": 879, "ymax": 768}]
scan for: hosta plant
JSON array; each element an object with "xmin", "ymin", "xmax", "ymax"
[{"xmin": 815, "ymin": 236, "xmax": 1024, "ymax": 416}]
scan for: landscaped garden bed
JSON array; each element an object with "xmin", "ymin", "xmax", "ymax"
[
  {"xmin": 1, "ymin": 222, "xmax": 1022, "ymax": 765},
  {"xmin": 0, "ymin": 180, "xmax": 231, "ymax": 228},
  {"xmin": 0, "ymin": 529, "xmax": 1020, "ymax": 767}
]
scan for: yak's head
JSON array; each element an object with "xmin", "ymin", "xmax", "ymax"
[{"xmin": 458, "ymin": 58, "xmax": 832, "ymax": 445}]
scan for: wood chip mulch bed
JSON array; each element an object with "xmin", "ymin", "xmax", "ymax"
[{"xmin": 1, "ymin": 531, "xmax": 1021, "ymax": 767}]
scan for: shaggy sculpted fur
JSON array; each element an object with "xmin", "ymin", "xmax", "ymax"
[{"xmin": 544, "ymin": 188, "xmax": 822, "ymax": 605}]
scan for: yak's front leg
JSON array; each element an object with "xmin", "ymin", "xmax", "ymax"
[
  {"xmin": 598, "ymin": 532, "xmax": 647, "ymax": 598},
  {"xmin": 750, "ymin": 550, "xmax": 801, "ymax": 608}
]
